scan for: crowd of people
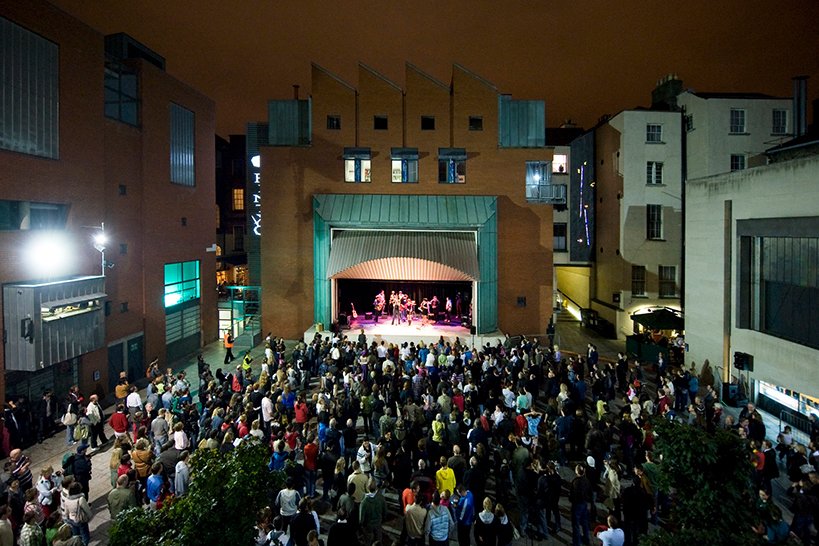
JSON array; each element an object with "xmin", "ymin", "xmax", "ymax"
[{"xmin": 2, "ymin": 330, "xmax": 819, "ymax": 546}]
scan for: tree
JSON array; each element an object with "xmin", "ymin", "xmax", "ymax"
[
  {"xmin": 110, "ymin": 441, "xmax": 286, "ymax": 546},
  {"xmin": 639, "ymin": 419, "xmax": 762, "ymax": 546}
]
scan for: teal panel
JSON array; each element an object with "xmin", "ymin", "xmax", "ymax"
[
  {"xmin": 476, "ymin": 211, "xmax": 498, "ymax": 334},
  {"xmin": 313, "ymin": 199, "xmax": 332, "ymax": 327},
  {"xmin": 268, "ymin": 99, "xmax": 311, "ymax": 146},
  {"xmin": 498, "ymin": 96, "xmax": 545, "ymax": 148},
  {"xmin": 314, "ymin": 194, "xmax": 495, "ymax": 228}
]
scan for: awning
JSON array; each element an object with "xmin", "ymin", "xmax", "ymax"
[
  {"xmin": 327, "ymin": 230, "xmax": 479, "ymax": 281},
  {"xmin": 630, "ymin": 307, "xmax": 684, "ymax": 331}
]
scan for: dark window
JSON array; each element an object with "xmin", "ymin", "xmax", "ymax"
[
  {"xmin": 659, "ymin": 265, "xmax": 677, "ymax": 297},
  {"xmin": 438, "ymin": 158, "xmax": 466, "ymax": 184},
  {"xmin": 632, "ymin": 266, "xmax": 646, "ymax": 296},
  {"xmin": 120, "ymin": 302, "xmax": 129, "ymax": 313},
  {"xmin": 105, "ymin": 301, "xmax": 112, "ymax": 316},
  {"xmin": 373, "ymin": 115, "xmax": 388, "ymax": 130},
  {"xmin": 326, "ymin": 115, "xmax": 341, "ymax": 130},
  {"xmin": 104, "ymin": 56, "xmax": 139, "ymax": 126},
  {"xmin": 554, "ymin": 223, "xmax": 567, "ymax": 252},
  {"xmin": 29, "ymin": 203, "xmax": 69, "ymax": 230},
  {"xmin": 118, "ymin": 184, "xmax": 127, "ymax": 196},
  {"xmin": 468, "ymin": 116, "xmax": 483, "ymax": 131},
  {"xmin": 647, "ymin": 204, "xmax": 663, "ymax": 240},
  {"xmin": 421, "ymin": 116, "xmax": 435, "ymax": 130},
  {"xmin": 170, "ymin": 103, "xmax": 195, "ymax": 186},
  {"xmin": 119, "ymin": 243, "xmax": 128, "ymax": 255}
]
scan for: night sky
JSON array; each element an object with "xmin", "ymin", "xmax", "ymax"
[{"xmin": 52, "ymin": 0, "xmax": 819, "ymax": 137}]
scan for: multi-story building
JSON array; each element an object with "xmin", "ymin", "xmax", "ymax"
[
  {"xmin": 588, "ymin": 109, "xmax": 684, "ymax": 336},
  {"xmin": 255, "ymin": 63, "xmax": 560, "ymax": 340},
  {"xmin": 215, "ymin": 135, "xmax": 248, "ymax": 286},
  {"xmin": 0, "ymin": 1, "xmax": 216, "ymax": 404},
  {"xmin": 686, "ymin": 151, "xmax": 819, "ymax": 426}
]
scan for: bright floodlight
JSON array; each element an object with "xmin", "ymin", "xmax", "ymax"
[
  {"xmin": 251, "ymin": 155, "xmax": 261, "ymax": 168},
  {"xmin": 24, "ymin": 231, "xmax": 75, "ymax": 279},
  {"xmin": 93, "ymin": 232, "xmax": 107, "ymax": 246}
]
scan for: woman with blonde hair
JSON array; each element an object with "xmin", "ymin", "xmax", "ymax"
[{"xmin": 473, "ymin": 497, "xmax": 496, "ymax": 546}]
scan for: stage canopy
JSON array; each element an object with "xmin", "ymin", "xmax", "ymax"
[{"xmin": 327, "ymin": 230, "xmax": 479, "ymax": 281}]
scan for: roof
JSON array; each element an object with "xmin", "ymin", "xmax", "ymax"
[{"xmin": 686, "ymin": 91, "xmax": 788, "ymax": 100}]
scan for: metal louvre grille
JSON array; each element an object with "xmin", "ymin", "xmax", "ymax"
[
  {"xmin": 166, "ymin": 303, "xmax": 200, "ymax": 344},
  {"xmin": 170, "ymin": 103, "xmax": 195, "ymax": 185},
  {"xmin": 0, "ymin": 16, "xmax": 59, "ymax": 158}
]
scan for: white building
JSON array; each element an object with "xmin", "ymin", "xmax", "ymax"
[
  {"xmin": 677, "ymin": 90, "xmax": 793, "ymax": 179},
  {"xmin": 686, "ymin": 154, "xmax": 819, "ymax": 419}
]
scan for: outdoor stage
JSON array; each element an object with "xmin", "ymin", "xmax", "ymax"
[{"xmin": 304, "ymin": 314, "xmax": 505, "ymax": 349}]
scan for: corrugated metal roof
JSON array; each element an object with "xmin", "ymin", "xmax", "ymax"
[
  {"xmin": 314, "ymin": 194, "xmax": 496, "ymax": 228},
  {"xmin": 327, "ymin": 230, "xmax": 479, "ymax": 281}
]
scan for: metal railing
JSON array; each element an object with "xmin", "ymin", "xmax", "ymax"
[
  {"xmin": 779, "ymin": 410, "xmax": 812, "ymax": 447},
  {"xmin": 526, "ymin": 183, "xmax": 567, "ymax": 204}
]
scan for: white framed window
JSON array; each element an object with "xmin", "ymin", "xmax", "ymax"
[
  {"xmin": 438, "ymin": 148, "xmax": 467, "ymax": 184},
  {"xmin": 391, "ymin": 148, "xmax": 420, "ymax": 183},
  {"xmin": 646, "ymin": 124, "xmax": 662, "ymax": 143},
  {"xmin": 730, "ymin": 108, "xmax": 746, "ymax": 134},
  {"xmin": 631, "ymin": 266, "xmax": 646, "ymax": 296},
  {"xmin": 772, "ymin": 109, "xmax": 788, "ymax": 135},
  {"xmin": 659, "ymin": 265, "xmax": 677, "ymax": 297},
  {"xmin": 730, "ymin": 154, "xmax": 746, "ymax": 172},
  {"xmin": 552, "ymin": 154, "xmax": 568, "ymax": 174},
  {"xmin": 646, "ymin": 161, "xmax": 663, "ymax": 185},
  {"xmin": 646, "ymin": 204, "xmax": 663, "ymax": 240},
  {"xmin": 343, "ymin": 148, "xmax": 372, "ymax": 183}
]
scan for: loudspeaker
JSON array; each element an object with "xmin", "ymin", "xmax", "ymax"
[
  {"xmin": 733, "ymin": 351, "xmax": 754, "ymax": 372},
  {"xmin": 470, "ymin": 325, "xmax": 476, "ymax": 335}
]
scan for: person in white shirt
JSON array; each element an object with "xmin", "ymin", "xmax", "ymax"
[
  {"xmin": 356, "ymin": 438, "xmax": 376, "ymax": 474},
  {"xmin": 597, "ymin": 515, "xmax": 625, "ymax": 546},
  {"xmin": 125, "ymin": 386, "xmax": 143, "ymax": 422}
]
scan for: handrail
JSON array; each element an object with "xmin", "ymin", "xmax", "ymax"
[{"xmin": 779, "ymin": 409, "xmax": 811, "ymax": 446}]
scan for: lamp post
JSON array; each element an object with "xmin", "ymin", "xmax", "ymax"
[{"xmin": 92, "ymin": 223, "xmax": 107, "ymax": 276}]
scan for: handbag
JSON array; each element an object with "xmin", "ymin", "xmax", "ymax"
[{"xmin": 62, "ymin": 411, "xmax": 78, "ymax": 426}]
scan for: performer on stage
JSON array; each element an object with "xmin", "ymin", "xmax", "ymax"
[
  {"xmin": 429, "ymin": 295, "xmax": 440, "ymax": 323},
  {"xmin": 418, "ymin": 298, "xmax": 430, "ymax": 326},
  {"xmin": 445, "ymin": 297, "xmax": 453, "ymax": 323},
  {"xmin": 373, "ymin": 290, "xmax": 385, "ymax": 323},
  {"xmin": 399, "ymin": 291, "xmax": 408, "ymax": 324},
  {"xmin": 407, "ymin": 298, "xmax": 415, "ymax": 326},
  {"xmin": 390, "ymin": 291, "xmax": 401, "ymax": 325}
]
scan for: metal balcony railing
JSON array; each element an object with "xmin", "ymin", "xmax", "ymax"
[{"xmin": 526, "ymin": 183, "xmax": 567, "ymax": 205}]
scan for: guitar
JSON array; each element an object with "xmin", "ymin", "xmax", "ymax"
[{"xmin": 351, "ymin": 303, "xmax": 358, "ymax": 319}]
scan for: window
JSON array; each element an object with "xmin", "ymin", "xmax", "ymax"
[
  {"xmin": 104, "ymin": 57, "xmax": 139, "ymax": 126},
  {"xmin": 646, "ymin": 204, "xmax": 663, "ymax": 240},
  {"xmin": 120, "ymin": 302, "xmax": 129, "ymax": 313},
  {"xmin": 632, "ymin": 266, "xmax": 646, "ymax": 296},
  {"xmin": 730, "ymin": 108, "xmax": 746, "ymax": 134},
  {"xmin": 0, "ymin": 17, "xmax": 59, "ymax": 158},
  {"xmin": 685, "ymin": 114, "xmax": 694, "ymax": 132},
  {"xmin": 232, "ymin": 188, "xmax": 244, "ymax": 211},
  {"xmin": 438, "ymin": 148, "xmax": 467, "ymax": 184},
  {"xmin": 170, "ymin": 103, "xmax": 195, "ymax": 186},
  {"xmin": 164, "ymin": 260, "xmax": 200, "ymax": 308},
  {"xmin": 730, "ymin": 154, "xmax": 746, "ymax": 172},
  {"xmin": 391, "ymin": 148, "xmax": 419, "ymax": 183},
  {"xmin": 0, "ymin": 200, "xmax": 68, "ymax": 231},
  {"xmin": 326, "ymin": 115, "xmax": 341, "ymax": 130},
  {"xmin": 373, "ymin": 115, "xmax": 388, "ymax": 130},
  {"xmin": 119, "ymin": 243, "xmax": 128, "ymax": 255},
  {"xmin": 646, "ymin": 161, "xmax": 664, "ymax": 185},
  {"xmin": 468, "ymin": 116, "xmax": 483, "ymax": 131},
  {"xmin": 554, "ymin": 223, "xmax": 567, "ymax": 252},
  {"xmin": 421, "ymin": 116, "xmax": 435, "ymax": 131},
  {"xmin": 233, "ymin": 226, "xmax": 244, "ymax": 252},
  {"xmin": 343, "ymin": 148, "xmax": 372, "ymax": 183},
  {"xmin": 118, "ymin": 185, "xmax": 127, "ymax": 196},
  {"xmin": 646, "ymin": 124, "xmax": 662, "ymax": 143},
  {"xmin": 659, "ymin": 265, "xmax": 677, "ymax": 297},
  {"xmin": 739, "ymin": 234, "xmax": 819, "ymax": 349},
  {"xmin": 552, "ymin": 154, "xmax": 568, "ymax": 174},
  {"xmin": 772, "ymin": 109, "xmax": 788, "ymax": 135}
]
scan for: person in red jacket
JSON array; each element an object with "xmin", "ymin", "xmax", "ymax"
[
  {"xmin": 108, "ymin": 404, "xmax": 129, "ymax": 439},
  {"xmin": 303, "ymin": 434, "xmax": 319, "ymax": 498}
]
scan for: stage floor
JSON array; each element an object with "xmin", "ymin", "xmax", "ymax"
[{"xmin": 305, "ymin": 315, "xmax": 504, "ymax": 349}]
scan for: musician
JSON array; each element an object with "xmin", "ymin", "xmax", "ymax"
[
  {"xmin": 445, "ymin": 297, "xmax": 453, "ymax": 323},
  {"xmin": 418, "ymin": 298, "xmax": 430, "ymax": 326},
  {"xmin": 391, "ymin": 292, "xmax": 401, "ymax": 325},
  {"xmin": 407, "ymin": 299, "xmax": 416, "ymax": 326},
  {"xmin": 399, "ymin": 292, "xmax": 408, "ymax": 324},
  {"xmin": 373, "ymin": 290, "xmax": 385, "ymax": 323},
  {"xmin": 429, "ymin": 296, "xmax": 440, "ymax": 323}
]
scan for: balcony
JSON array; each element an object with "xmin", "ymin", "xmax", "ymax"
[{"xmin": 526, "ymin": 183, "xmax": 567, "ymax": 205}]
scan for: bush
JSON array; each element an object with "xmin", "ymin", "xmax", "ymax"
[{"xmin": 110, "ymin": 441, "xmax": 286, "ymax": 546}]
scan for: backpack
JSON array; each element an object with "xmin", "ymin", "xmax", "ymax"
[
  {"xmin": 62, "ymin": 453, "xmax": 76, "ymax": 476},
  {"xmin": 74, "ymin": 423, "xmax": 89, "ymax": 441}
]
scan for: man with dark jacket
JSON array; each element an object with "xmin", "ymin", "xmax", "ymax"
[
  {"xmin": 569, "ymin": 464, "xmax": 592, "ymax": 546},
  {"xmin": 72, "ymin": 444, "xmax": 93, "ymax": 497}
]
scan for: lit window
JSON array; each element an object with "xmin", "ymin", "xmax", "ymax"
[
  {"xmin": 632, "ymin": 266, "xmax": 646, "ymax": 296},
  {"xmin": 646, "ymin": 204, "xmax": 663, "ymax": 240},
  {"xmin": 552, "ymin": 154, "xmax": 568, "ymax": 174},
  {"xmin": 554, "ymin": 223, "xmax": 567, "ymax": 252},
  {"xmin": 772, "ymin": 109, "xmax": 788, "ymax": 135},
  {"xmin": 164, "ymin": 260, "xmax": 200, "ymax": 308},
  {"xmin": 646, "ymin": 124, "xmax": 662, "ymax": 143},
  {"xmin": 391, "ymin": 148, "xmax": 419, "ymax": 183},
  {"xmin": 232, "ymin": 188, "xmax": 244, "ymax": 211},
  {"xmin": 730, "ymin": 154, "xmax": 746, "ymax": 172},
  {"xmin": 468, "ymin": 116, "xmax": 483, "ymax": 131},
  {"xmin": 730, "ymin": 109, "xmax": 746, "ymax": 134},
  {"xmin": 646, "ymin": 161, "xmax": 663, "ymax": 185},
  {"xmin": 343, "ymin": 148, "xmax": 372, "ymax": 183},
  {"xmin": 438, "ymin": 148, "xmax": 467, "ymax": 184},
  {"xmin": 659, "ymin": 265, "xmax": 677, "ymax": 297}
]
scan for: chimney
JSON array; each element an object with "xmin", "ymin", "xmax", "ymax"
[
  {"xmin": 793, "ymin": 76, "xmax": 808, "ymax": 137},
  {"xmin": 293, "ymin": 84, "xmax": 300, "ymax": 100}
]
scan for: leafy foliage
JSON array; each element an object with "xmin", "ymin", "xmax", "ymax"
[
  {"xmin": 109, "ymin": 442, "xmax": 286, "ymax": 546},
  {"xmin": 639, "ymin": 419, "xmax": 763, "ymax": 546}
]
